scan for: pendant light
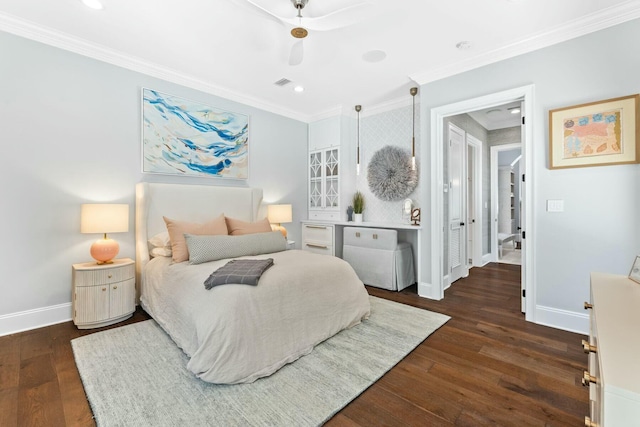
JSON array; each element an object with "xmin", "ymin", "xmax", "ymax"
[
  {"xmin": 410, "ymin": 87, "xmax": 418, "ymax": 170},
  {"xmin": 355, "ymin": 105, "xmax": 362, "ymax": 175}
]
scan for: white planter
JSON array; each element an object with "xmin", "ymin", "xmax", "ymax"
[{"xmin": 354, "ymin": 213, "xmax": 363, "ymax": 223}]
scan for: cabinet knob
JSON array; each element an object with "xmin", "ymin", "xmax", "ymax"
[
  {"xmin": 102, "ymin": 287, "xmax": 107, "ymax": 292},
  {"xmin": 581, "ymin": 339, "xmax": 597, "ymax": 354},
  {"xmin": 581, "ymin": 371, "xmax": 597, "ymax": 386},
  {"xmin": 585, "ymin": 416, "xmax": 598, "ymax": 427},
  {"xmin": 113, "ymin": 285, "xmax": 118, "ymax": 290},
  {"xmin": 108, "ymin": 274, "xmax": 113, "ymax": 278},
  {"xmin": 584, "ymin": 302, "xmax": 593, "ymax": 310}
]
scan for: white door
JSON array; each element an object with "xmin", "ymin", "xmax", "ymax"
[{"xmin": 448, "ymin": 124, "xmax": 468, "ymax": 283}]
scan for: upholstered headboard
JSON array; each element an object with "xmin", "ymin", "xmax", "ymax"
[{"xmin": 135, "ymin": 182, "xmax": 264, "ymax": 291}]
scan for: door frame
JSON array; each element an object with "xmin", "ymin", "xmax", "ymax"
[
  {"xmin": 490, "ymin": 143, "xmax": 521, "ymax": 262},
  {"xmin": 467, "ymin": 134, "xmax": 483, "ymax": 268},
  {"xmin": 427, "ymin": 84, "xmax": 535, "ymax": 323}
]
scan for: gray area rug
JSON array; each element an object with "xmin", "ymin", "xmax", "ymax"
[{"xmin": 72, "ymin": 296, "xmax": 449, "ymax": 427}]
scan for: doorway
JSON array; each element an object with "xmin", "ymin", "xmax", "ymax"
[{"xmin": 428, "ymin": 85, "xmax": 535, "ymax": 321}]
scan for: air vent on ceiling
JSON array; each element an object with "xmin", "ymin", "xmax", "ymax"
[{"xmin": 274, "ymin": 78, "xmax": 292, "ymax": 87}]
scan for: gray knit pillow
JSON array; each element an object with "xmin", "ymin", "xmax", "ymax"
[{"xmin": 184, "ymin": 231, "xmax": 287, "ymax": 265}]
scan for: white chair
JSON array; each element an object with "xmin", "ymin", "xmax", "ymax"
[{"xmin": 342, "ymin": 227, "xmax": 415, "ymax": 291}]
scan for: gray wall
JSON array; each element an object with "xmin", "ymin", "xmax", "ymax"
[
  {"xmin": 419, "ymin": 18, "xmax": 640, "ymax": 328},
  {"xmin": 0, "ymin": 32, "xmax": 308, "ymax": 318}
]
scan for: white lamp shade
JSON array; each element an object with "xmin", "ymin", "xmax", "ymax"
[
  {"xmin": 267, "ymin": 204, "xmax": 292, "ymax": 224},
  {"xmin": 81, "ymin": 204, "xmax": 129, "ymax": 234}
]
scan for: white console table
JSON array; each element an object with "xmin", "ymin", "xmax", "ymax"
[{"xmin": 301, "ymin": 220, "xmax": 422, "ymax": 284}]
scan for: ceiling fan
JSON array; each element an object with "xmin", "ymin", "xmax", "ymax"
[{"xmin": 233, "ymin": 0, "xmax": 374, "ymax": 66}]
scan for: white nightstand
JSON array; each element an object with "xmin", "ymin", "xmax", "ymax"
[
  {"xmin": 72, "ymin": 258, "xmax": 135, "ymax": 329},
  {"xmin": 286, "ymin": 240, "xmax": 295, "ymax": 250}
]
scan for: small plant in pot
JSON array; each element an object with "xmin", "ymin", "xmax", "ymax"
[{"xmin": 352, "ymin": 191, "xmax": 365, "ymax": 223}]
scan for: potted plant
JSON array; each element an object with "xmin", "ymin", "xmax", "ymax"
[{"xmin": 352, "ymin": 191, "xmax": 365, "ymax": 223}]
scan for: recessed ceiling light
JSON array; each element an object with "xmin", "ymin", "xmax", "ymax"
[
  {"xmin": 294, "ymin": 86, "xmax": 304, "ymax": 93},
  {"xmin": 362, "ymin": 50, "xmax": 387, "ymax": 63},
  {"xmin": 456, "ymin": 41, "xmax": 472, "ymax": 50},
  {"xmin": 509, "ymin": 107, "xmax": 521, "ymax": 114},
  {"xmin": 486, "ymin": 109, "xmax": 502, "ymax": 118},
  {"xmin": 81, "ymin": 0, "xmax": 104, "ymax": 10}
]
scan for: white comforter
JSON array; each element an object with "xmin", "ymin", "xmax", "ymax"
[{"xmin": 142, "ymin": 250, "xmax": 371, "ymax": 384}]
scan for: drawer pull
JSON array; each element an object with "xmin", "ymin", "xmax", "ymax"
[
  {"xmin": 108, "ymin": 274, "xmax": 113, "ymax": 278},
  {"xmin": 584, "ymin": 302, "xmax": 593, "ymax": 310},
  {"xmin": 581, "ymin": 371, "xmax": 597, "ymax": 386},
  {"xmin": 581, "ymin": 339, "xmax": 597, "ymax": 354},
  {"xmin": 585, "ymin": 416, "xmax": 598, "ymax": 427},
  {"xmin": 113, "ymin": 285, "xmax": 118, "ymax": 290},
  {"xmin": 102, "ymin": 287, "xmax": 107, "ymax": 292},
  {"xmin": 306, "ymin": 243, "xmax": 328, "ymax": 249},
  {"xmin": 356, "ymin": 232, "xmax": 360, "ymax": 237},
  {"xmin": 305, "ymin": 225, "xmax": 328, "ymax": 230}
]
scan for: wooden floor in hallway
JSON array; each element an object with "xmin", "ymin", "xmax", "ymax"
[{"xmin": 1, "ymin": 262, "xmax": 588, "ymax": 426}]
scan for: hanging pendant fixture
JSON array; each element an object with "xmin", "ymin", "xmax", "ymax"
[
  {"xmin": 410, "ymin": 87, "xmax": 418, "ymax": 170},
  {"xmin": 355, "ymin": 105, "xmax": 362, "ymax": 175}
]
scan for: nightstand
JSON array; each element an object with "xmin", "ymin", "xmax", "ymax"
[{"xmin": 72, "ymin": 258, "xmax": 135, "ymax": 329}]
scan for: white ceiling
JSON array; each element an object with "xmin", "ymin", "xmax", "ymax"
[{"xmin": 1, "ymin": 0, "xmax": 639, "ymax": 122}]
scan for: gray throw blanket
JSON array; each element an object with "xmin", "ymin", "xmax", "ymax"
[{"xmin": 204, "ymin": 258, "xmax": 274, "ymax": 290}]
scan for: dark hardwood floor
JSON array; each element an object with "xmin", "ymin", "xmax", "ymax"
[{"xmin": 1, "ymin": 263, "xmax": 588, "ymax": 426}]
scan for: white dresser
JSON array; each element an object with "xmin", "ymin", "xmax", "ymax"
[{"xmin": 584, "ymin": 272, "xmax": 640, "ymax": 426}]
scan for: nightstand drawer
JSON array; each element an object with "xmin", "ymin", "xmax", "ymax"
[
  {"xmin": 303, "ymin": 242, "xmax": 334, "ymax": 256},
  {"xmin": 74, "ymin": 263, "xmax": 135, "ymax": 287}
]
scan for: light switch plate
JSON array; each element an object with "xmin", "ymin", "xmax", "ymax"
[{"xmin": 547, "ymin": 199, "xmax": 564, "ymax": 212}]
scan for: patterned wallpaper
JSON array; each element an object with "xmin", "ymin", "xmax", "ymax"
[{"xmin": 353, "ymin": 104, "xmax": 421, "ymax": 223}]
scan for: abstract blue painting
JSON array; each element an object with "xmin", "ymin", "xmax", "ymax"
[{"xmin": 142, "ymin": 89, "xmax": 248, "ymax": 179}]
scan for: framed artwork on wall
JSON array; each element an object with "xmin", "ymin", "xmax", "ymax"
[
  {"xmin": 142, "ymin": 88, "xmax": 249, "ymax": 179},
  {"xmin": 629, "ymin": 256, "xmax": 640, "ymax": 284},
  {"xmin": 548, "ymin": 94, "xmax": 639, "ymax": 169}
]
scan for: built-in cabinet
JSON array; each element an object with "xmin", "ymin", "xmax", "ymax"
[
  {"xmin": 301, "ymin": 222, "xmax": 335, "ymax": 256},
  {"xmin": 583, "ymin": 272, "xmax": 640, "ymax": 426},
  {"xmin": 308, "ymin": 116, "xmax": 341, "ymax": 221}
]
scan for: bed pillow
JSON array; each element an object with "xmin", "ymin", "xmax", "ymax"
[
  {"xmin": 148, "ymin": 231, "xmax": 172, "ymax": 257},
  {"xmin": 225, "ymin": 216, "xmax": 272, "ymax": 236},
  {"xmin": 185, "ymin": 231, "xmax": 287, "ymax": 265},
  {"xmin": 150, "ymin": 247, "xmax": 172, "ymax": 258},
  {"xmin": 164, "ymin": 214, "xmax": 228, "ymax": 262}
]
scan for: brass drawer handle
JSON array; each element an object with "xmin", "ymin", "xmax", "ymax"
[
  {"xmin": 581, "ymin": 371, "xmax": 597, "ymax": 386},
  {"xmin": 581, "ymin": 339, "xmax": 597, "ymax": 354},
  {"xmin": 584, "ymin": 302, "xmax": 593, "ymax": 310},
  {"xmin": 306, "ymin": 243, "xmax": 328, "ymax": 249},
  {"xmin": 102, "ymin": 287, "xmax": 107, "ymax": 292},
  {"xmin": 585, "ymin": 416, "xmax": 598, "ymax": 427},
  {"xmin": 305, "ymin": 225, "xmax": 328, "ymax": 230},
  {"xmin": 113, "ymin": 285, "xmax": 118, "ymax": 290}
]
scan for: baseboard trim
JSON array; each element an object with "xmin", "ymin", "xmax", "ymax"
[
  {"xmin": 0, "ymin": 303, "xmax": 72, "ymax": 337},
  {"xmin": 443, "ymin": 275, "xmax": 451, "ymax": 291},
  {"xmin": 534, "ymin": 305, "xmax": 589, "ymax": 335},
  {"xmin": 417, "ymin": 281, "xmax": 443, "ymax": 300},
  {"xmin": 482, "ymin": 253, "xmax": 492, "ymax": 265}
]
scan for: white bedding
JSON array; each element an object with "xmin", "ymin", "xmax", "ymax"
[{"xmin": 142, "ymin": 249, "xmax": 371, "ymax": 384}]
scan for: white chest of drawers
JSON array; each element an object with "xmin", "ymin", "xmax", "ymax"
[
  {"xmin": 301, "ymin": 222, "xmax": 335, "ymax": 256},
  {"xmin": 72, "ymin": 258, "xmax": 136, "ymax": 329},
  {"xmin": 584, "ymin": 272, "xmax": 640, "ymax": 426}
]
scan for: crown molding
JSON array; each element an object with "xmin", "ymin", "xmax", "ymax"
[
  {"xmin": 410, "ymin": 1, "xmax": 640, "ymax": 85},
  {"xmin": 0, "ymin": 12, "xmax": 312, "ymax": 123}
]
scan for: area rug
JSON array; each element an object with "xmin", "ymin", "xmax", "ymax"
[{"xmin": 72, "ymin": 296, "xmax": 449, "ymax": 427}]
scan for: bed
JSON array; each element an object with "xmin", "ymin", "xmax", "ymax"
[{"xmin": 135, "ymin": 182, "xmax": 371, "ymax": 384}]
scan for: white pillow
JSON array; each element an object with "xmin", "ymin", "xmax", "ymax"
[
  {"xmin": 149, "ymin": 231, "xmax": 171, "ymax": 249},
  {"xmin": 150, "ymin": 247, "xmax": 172, "ymax": 258},
  {"xmin": 184, "ymin": 231, "xmax": 286, "ymax": 265}
]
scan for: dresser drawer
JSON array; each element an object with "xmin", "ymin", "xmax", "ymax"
[
  {"xmin": 309, "ymin": 210, "xmax": 341, "ymax": 221},
  {"xmin": 303, "ymin": 242, "xmax": 334, "ymax": 256},
  {"xmin": 302, "ymin": 223, "xmax": 334, "ymax": 244}
]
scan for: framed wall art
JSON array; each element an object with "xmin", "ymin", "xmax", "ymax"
[
  {"xmin": 142, "ymin": 88, "xmax": 248, "ymax": 179},
  {"xmin": 548, "ymin": 94, "xmax": 639, "ymax": 169},
  {"xmin": 629, "ymin": 256, "xmax": 640, "ymax": 284}
]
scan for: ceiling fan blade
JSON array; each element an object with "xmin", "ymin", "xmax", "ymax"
[
  {"xmin": 227, "ymin": 0, "xmax": 286, "ymax": 26},
  {"xmin": 288, "ymin": 40, "xmax": 304, "ymax": 66},
  {"xmin": 296, "ymin": 2, "xmax": 375, "ymax": 32}
]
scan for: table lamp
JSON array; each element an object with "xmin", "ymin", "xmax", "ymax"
[
  {"xmin": 267, "ymin": 204, "xmax": 292, "ymax": 238},
  {"xmin": 81, "ymin": 204, "xmax": 129, "ymax": 264}
]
